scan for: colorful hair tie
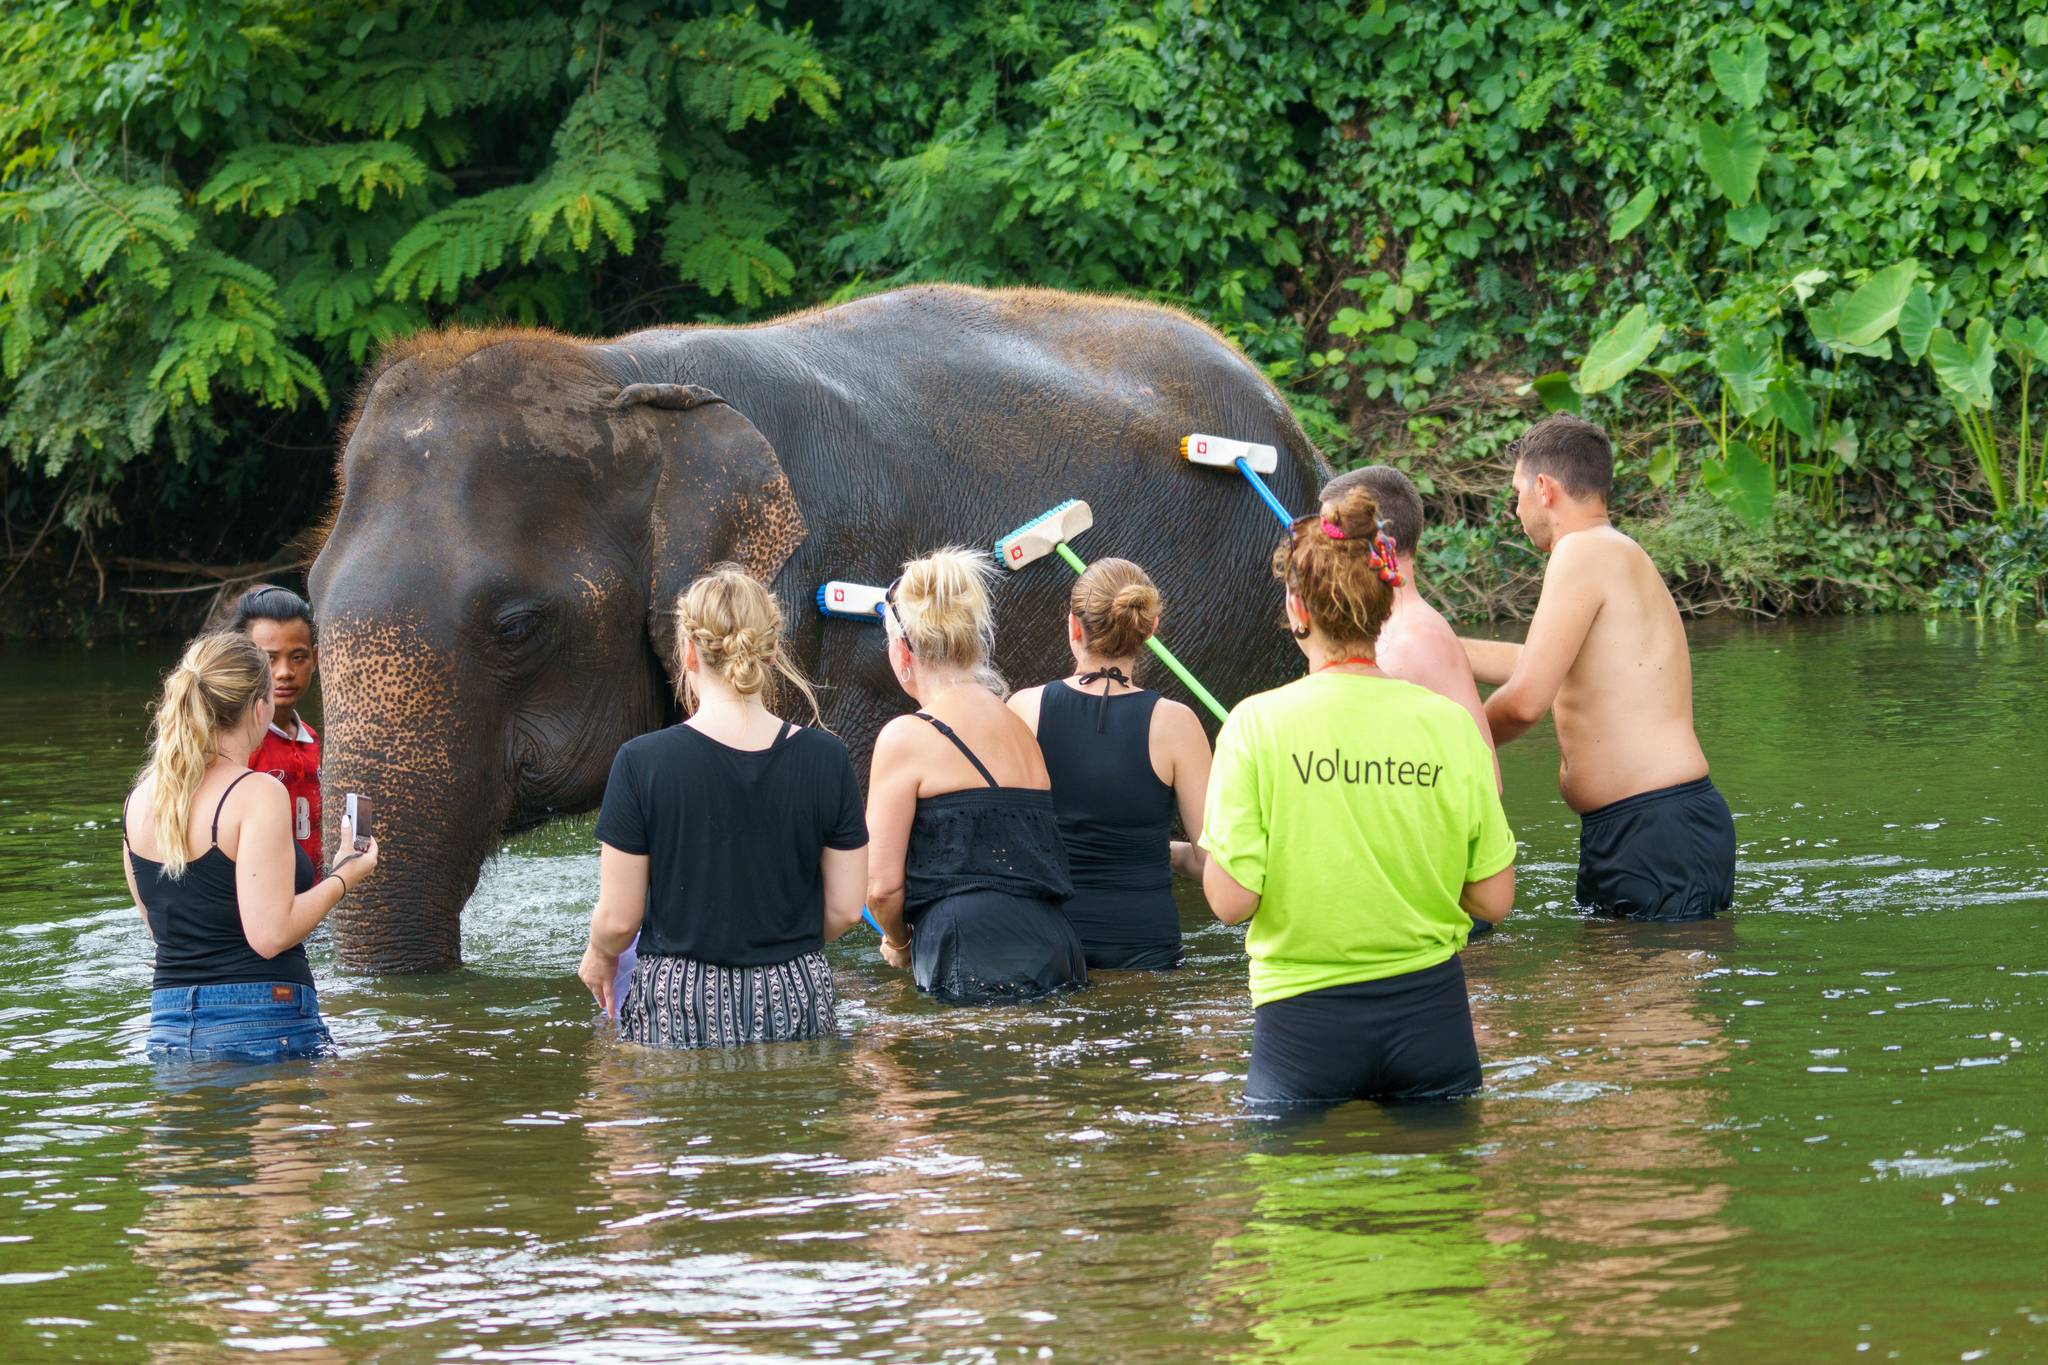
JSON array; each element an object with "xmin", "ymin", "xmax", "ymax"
[
  {"xmin": 1372, "ymin": 533, "xmax": 1404, "ymax": 586},
  {"xmin": 1320, "ymin": 518, "xmax": 1346, "ymax": 540}
]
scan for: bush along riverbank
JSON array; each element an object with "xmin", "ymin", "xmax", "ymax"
[{"xmin": 4, "ymin": 1, "xmax": 2048, "ymax": 634}]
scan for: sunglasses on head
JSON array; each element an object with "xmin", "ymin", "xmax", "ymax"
[{"xmin": 884, "ymin": 577, "xmax": 913, "ymax": 652}]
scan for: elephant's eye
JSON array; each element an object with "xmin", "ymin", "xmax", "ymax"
[{"xmin": 495, "ymin": 607, "xmax": 546, "ymax": 646}]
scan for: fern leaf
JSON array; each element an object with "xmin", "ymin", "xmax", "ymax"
[
  {"xmin": 660, "ymin": 169, "xmax": 794, "ymax": 305},
  {"xmin": 198, "ymin": 142, "xmax": 430, "ymax": 217},
  {"xmin": 376, "ymin": 185, "xmax": 527, "ymax": 302}
]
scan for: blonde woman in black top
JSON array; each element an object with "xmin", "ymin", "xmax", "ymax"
[
  {"xmin": 579, "ymin": 566, "xmax": 869, "ymax": 1047},
  {"xmin": 123, "ymin": 632, "xmax": 379, "ymax": 1061},
  {"xmin": 864, "ymin": 547, "xmax": 1085, "ymax": 1004}
]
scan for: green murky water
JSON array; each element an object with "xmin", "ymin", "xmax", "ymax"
[{"xmin": 1, "ymin": 616, "xmax": 2044, "ymax": 1361}]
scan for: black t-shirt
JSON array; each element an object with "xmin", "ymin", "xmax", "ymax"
[{"xmin": 594, "ymin": 723, "xmax": 867, "ymax": 967}]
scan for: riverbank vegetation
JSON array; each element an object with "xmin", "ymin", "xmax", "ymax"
[{"xmin": 4, "ymin": 0, "xmax": 2045, "ymax": 636}]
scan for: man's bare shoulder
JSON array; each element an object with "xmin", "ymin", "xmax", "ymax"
[{"xmin": 1544, "ymin": 524, "xmax": 1648, "ymax": 590}]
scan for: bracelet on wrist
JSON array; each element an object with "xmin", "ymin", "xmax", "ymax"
[{"xmin": 325, "ymin": 871, "xmax": 348, "ymax": 899}]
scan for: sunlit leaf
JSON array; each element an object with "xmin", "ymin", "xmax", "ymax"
[
  {"xmin": 1576, "ymin": 304, "xmax": 1665, "ymax": 394},
  {"xmin": 1928, "ymin": 321, "xmax": 1997, "ymax": 409}
]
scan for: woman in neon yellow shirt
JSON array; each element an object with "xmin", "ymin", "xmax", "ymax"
[{"xmin": 1199, "ymin": 483, "xmax": 1516, "ymax": 1106}]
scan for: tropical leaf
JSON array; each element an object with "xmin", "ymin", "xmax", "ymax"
[
  {"xmin": 1708, "ymin": 33, "xmax": 1769, "ymax": 109},
  {"xmin": 2000, "ymin": 315, "xmax": 2048, "ymax": 365},
  {"xmin": 1701, "ymin": 439, "xmax": 1774, "ymax": 527},
  {"xmin": 1529, "ymin": 370, "xmax": 1582, "ymax": 413},
  {"xmin": 1695, "ymin": 113, "xmax": 1767, "ymax": 205},
  {"xmin": 1713, "ymin": 333, "xmax": 1774, "ymax": 417},
  {"xmin": 1725, "ymin": 202, "xmax": 1771, "ymax": 248},
  {"xmin": 1608, "ymin": 185, "xmax": 1657, "ymax": 242},
  {"xmin": 1576, "ymin": 304, "xmax": 1664, "ymax": 393},
  {"xmin": 1817, "ymin": 260, "xmax": 1917, "ymax": 347},
  {"xmin": 1769, "ymin": 382, "xmax": 1817, "ymax": 447},
  {"xmin": 1928, "ymin": 321, "xmax": 1997, "ymax": 409},
  {"xmin": 1897, "ymin": 285, "xmax": 1939, "ymax": 362}
]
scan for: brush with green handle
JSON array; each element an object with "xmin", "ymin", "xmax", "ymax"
[{"xmin": 993, "ymin": 499, "xmax": 1230, "ymax": 724}]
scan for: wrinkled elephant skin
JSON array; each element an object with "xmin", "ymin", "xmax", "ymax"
[{"xmin": 310, "ymin": 285, "xmax": 1329, "ymax": 973}]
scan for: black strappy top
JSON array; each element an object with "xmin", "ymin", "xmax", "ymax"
[
  {"xmin": 902, "ymin": 713, "xmax": 1072, "ymax": 919},
  {"xmin": 125, "ymin": 771, "xmax": 318, "ymax": 990}
]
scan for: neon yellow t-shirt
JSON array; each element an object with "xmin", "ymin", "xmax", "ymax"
[{"xmin": 1199, "ymin": 672, "xmax": 1516, "ymax": 1007}]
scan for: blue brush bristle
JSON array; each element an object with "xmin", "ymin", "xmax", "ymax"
[
  {"xmin": 814, "ymin": 584, "xmax": 828, "ymax": 613},
  {"xmin": 994, "ymin": 498, "xmax": 1080, "ymax": 560}
]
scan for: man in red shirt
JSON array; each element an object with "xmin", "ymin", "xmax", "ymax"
[{"xmin": 231, "ymin": 585, "xmax": 324, "ymax": 867}]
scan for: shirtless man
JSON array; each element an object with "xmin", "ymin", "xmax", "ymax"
[
  {"xmin": 1321, "ymin": 465, "xmax": 1499, "ymax": 790},
  {"xmin": 1460, "ymin": 415, "xmax": 1735, "ymax": 920}
]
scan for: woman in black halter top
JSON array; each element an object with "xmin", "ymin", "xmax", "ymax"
[
  {"xmin": 1008, "ymin": 558, "xmax": 1213, "ymax": 970},
  {"xmin": 120, "ymin": 632, "xmax": 379, "ymax": 1063},
  {"xmin": 865, "ymin": 549, "xmax": 1086, "ymax": 1005}
]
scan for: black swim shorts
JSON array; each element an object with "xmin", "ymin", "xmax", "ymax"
[
  {"xmin": 1576, "ymin": 775, "xmax": 1736, "ymax": 921},
  {"xmin": 1245, "ymin": 955, "xmax": 1481, "ymax": 1106}
]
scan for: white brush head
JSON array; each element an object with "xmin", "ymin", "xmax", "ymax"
[
  {"xmin": 816, "ymin": 581, "xmax": 888, "ymax": 621},
  {"xmin": 995, "ymin": 499, "xmax": 1093, "ymax": 571},
  {"xmin": 1181, "ymin": 433, "xmax": 1279, "ymax": 475}
]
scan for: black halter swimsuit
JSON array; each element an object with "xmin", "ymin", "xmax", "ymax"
[{"xmin": 901, "ymin": 713, "xmax": 1086, "ymax": 1005}]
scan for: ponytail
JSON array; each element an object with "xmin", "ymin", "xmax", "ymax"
[{"xmin": 144, "ymin": 633, "xmax": 270, "ymax": 878}]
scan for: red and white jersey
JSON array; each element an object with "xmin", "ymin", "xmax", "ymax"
[{"xmin": 250, "ymin": 717, "xmax": 322, "ymax": 868}]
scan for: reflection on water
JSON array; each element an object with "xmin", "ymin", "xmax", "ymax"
[{"xmin": 2, "ymin": 616, "xmax": 2046, "ymax": 1359}]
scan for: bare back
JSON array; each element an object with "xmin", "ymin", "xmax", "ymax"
[
  {"xmin": 1545, "ymin": 527, "xmax": 1708, "ymax": 811},
  {"xmin": 1376, "ymin": 591, "xmax": 1497, "ymax": 763}
]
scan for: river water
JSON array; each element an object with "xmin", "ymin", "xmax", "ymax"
[{"xmin": 1, "ymin": 617, "xmax": 2043, "ymax": 1361}]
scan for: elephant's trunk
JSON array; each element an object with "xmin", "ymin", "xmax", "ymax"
[{"xmin": 318, "ymin": 613, "xmax": 509, "ymax": 973}]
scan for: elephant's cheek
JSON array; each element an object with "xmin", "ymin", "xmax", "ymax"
[{"xmin": 319, "ymin": 616, "xmax": 509, "ymax": 973}]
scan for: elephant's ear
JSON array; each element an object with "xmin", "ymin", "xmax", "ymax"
[{"xmin": 612, "ymin": 382, "xmax": 808, "ymax": 662}]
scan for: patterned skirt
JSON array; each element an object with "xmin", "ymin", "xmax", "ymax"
[{"xmin": 618, "ymin": 950, "xmax": 837, "ymax": 1049}]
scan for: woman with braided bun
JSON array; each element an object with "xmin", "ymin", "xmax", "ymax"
[
  {"xmin": 866, "ymin": 547, "xmax": 1087, "ymax": 1005},
  {"xmin": 1198, "ymin": 484, "xmax": 1516, "ymax": 1107},
  {"xmin": 122, "ymin": 632, "xmax": 379, "ymax": 1062},
  {"xmin": 578, "ymin": 565, "xmax": 868, "ymax": 1047},
  {"xmin": 1008, "ymin": 559, "xmax": 1212, "ymax": 971}
]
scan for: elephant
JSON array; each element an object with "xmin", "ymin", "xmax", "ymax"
[{"xmin": 309, "ymin": 284, "xmax": 1331, "ymax": 972}]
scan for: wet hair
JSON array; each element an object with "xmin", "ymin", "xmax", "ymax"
[
  {"xmin": 1070, "ymin": 557, "xmax": 1160, "ymax": 661},
  {"xmin": 1512, "ymin": 414, "xmax": 1614, "ymax": 502},
  {"xmin": 1322, "ymin": 465, "xmax": 1424, "ymax": 555},
  {"xmin": 673, "ymin": 564, "xmax": 823, "ymax": 725},
  {"xmin": 1271, "ymin": 484, "xmax": 1397, "ymax": 653},
  {"xmin": 886, "ymin": 546, "xmax": 1007, "ymax": 695},
  {"xmin": 142, "ymin": 632, "xmax": 270, "ymax": 879},
  {"xmin": 229, "ymin": 584, "xmax": 316, "ymax": 643}
]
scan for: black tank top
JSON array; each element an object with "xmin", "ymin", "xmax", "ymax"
[
  {"xmin": 1036, "ymin": 681, "xmax": 1175, "ymax": 895},
  {"xmin": 127, "ymin": 772, "xmax": 317, "ymax": 990},
  {"xmin": 902, "ymin": 714, "xmax": 1072, "ymax": 918}
]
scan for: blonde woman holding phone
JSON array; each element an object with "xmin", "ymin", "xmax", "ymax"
[{"xmin": 123, "ymin": 632, "xmax": 378, "ymax": 1062}]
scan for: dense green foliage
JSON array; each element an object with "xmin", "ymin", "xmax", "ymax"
[{"xmin": 3, "ymin": 0, "xmax": 2044, "ymax": 623}]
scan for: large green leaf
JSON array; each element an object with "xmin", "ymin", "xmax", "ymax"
[
  {"xmin": 1713, "ymin": 333, "xmax": 1774, "ymax": 416},
  {"xmin": 1609, "ymin": 186, "xmax": 1658, "ymax": 242},
  {"xmin": 1724, "ymin": 202, "xmax": 1772, "ymax": 247},
  {"xmin": 1695, "ymin": 113, "xmax": 1767, "ymax": 205},
  {"xmin": 1529, "ymin": 370, "xmax": 1582, "ymax": 414},
  {"xmin": 1701, "ymin": 439, "xmax": 1775, "ymax": 527},
  {"xmin": 1708, "ymin": 34, "xmax": 1769, "ymax": 110},
  {"xmin": 1820, "ymin": 260, "xmax": 1918, "ymax": 347},
  {"xmin": 1897, "ymin": 285, "xmax": 1939, "ymax": 362},
  {"xmin": 1928, "ymin": 321, "xmax": 1998, "ymax": 409},
  {"xmin": 1576, "ymin": 304, "xmax": 1665, "ymax": 394},
  {"xmin": 1769, "ymin": 382, "xmax": 1817, "ymax": 447},
  {"xmin": 2001, "ymin": 315, "xmax": 2048, "ymax": 365}
]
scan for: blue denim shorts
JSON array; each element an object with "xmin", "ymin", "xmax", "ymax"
[{"xmin": 148, "ymin": 982, "xmax": 332, "ymax": 1063}]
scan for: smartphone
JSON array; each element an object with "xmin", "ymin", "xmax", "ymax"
[{"xmin": 343, "ymin": 792, "xmax": 372, "ymax": 852}]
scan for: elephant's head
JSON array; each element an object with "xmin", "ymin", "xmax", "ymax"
[{"xmin": 308, "ymin": 332, "xmax": 806, "ymax": 972}]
